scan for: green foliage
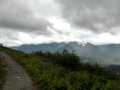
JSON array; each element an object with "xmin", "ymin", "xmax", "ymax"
[
  {"xmin": 35, "ymin": 51, "xmax": 80, "ymax": 70},
  {"xmin": 1, "ymin": 47, "xmax": 120, "ymax": 90},
  {"xmin": 0, "ymin": 58, "xmax": 6, "ymax": 90}
]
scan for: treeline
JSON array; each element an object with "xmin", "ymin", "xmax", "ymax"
[
  {"xmin": 34, "ymin": 51, "xmax": 120, "ymax": 79},
  {"xmin": 34, "ymin": 51, "xmax": 109, "ymax": 76},
  {"xmin": 34, "ymin": 50, "xmax": 80, "ymax": 69}
]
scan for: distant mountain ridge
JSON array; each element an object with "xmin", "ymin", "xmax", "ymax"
[
  {"xmin": 13, "ymin": 42, "xmax": 120, "ymax": 65},
  {"xmin": 13, "ymin": 42, "xmax": 67, "ymax": 53}
]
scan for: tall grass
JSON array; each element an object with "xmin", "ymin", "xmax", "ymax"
[{"xmin": 0, "ymin": 58, "xmax": 6, "ymax": 90}]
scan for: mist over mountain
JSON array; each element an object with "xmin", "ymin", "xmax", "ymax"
[{"xmin": 13, "ymin": 42, "xmax": 120, "ymax": 65}]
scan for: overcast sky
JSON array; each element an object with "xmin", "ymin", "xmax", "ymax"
[{"xmin": 1, "ymin": 0, "xmax": 120, "ymax": 46}]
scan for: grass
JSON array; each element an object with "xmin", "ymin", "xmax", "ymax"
[
  {"xmin": 0, "ymin": 58, "xmax": 6, "ymax": 90},
  {"xmin": 1, "ymin": 46, "xmax": 120, "ymax": 90}
]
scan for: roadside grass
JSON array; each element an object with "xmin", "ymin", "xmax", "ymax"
[{"xmin": 0, "ymin": 58, "xmax": 6, "ymax": 90}]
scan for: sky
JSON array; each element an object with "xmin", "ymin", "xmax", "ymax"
[{"xmin": 1, "ymin": 0, "xmax": 120, "ymax": 46}]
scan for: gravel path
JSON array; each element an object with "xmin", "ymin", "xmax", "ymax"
[{"xmin": 0, "ymin": 52, "xmax": 34, "ymax": 90}]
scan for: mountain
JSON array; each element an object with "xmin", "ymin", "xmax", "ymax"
[
  {"xmin": 12, "ymin": 42, "xmax": 88, "ymax": 53},
  {"xmin": 12, "ymin": 42, "xmax": 66, "ymax": 53},
  {"xmin": 13, "ymin": 42, "xmax": 120, "ymax": 65}
]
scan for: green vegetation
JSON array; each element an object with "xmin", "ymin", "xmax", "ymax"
[
  {"xmin": 0, "ymin": 57, "xmax": 6, "ymax": 89},
  {"xmin": 34, "ymin": 51, "xmax": 80, "ymax": 69},
  {"xmin": 1, "ymin": 46, "xmax": 120, "ymax": 90}
]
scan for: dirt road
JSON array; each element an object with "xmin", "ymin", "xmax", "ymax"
[{"xmin": 0, "ymin": 52, "xmax": 34, "ymax": 90}]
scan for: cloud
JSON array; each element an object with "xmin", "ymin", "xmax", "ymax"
[
  {"xmin": 0, "ymin": 29, "xmax": 21, "ymax": 46},
  {"xmin": 0, "ymin": 0, "xmax": 53, "ymax": 34},
  {"xmin": 56, "ymin": 0, "xmax": 120, "ymax": 32},
  {"xmin": 1, "ymin": 0, "xmax": 120, "ymax": 46}
]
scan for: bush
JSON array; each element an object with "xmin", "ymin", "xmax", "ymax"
[{"xmin": 35, "ymin": 51, "xmax": 80, "ymax": 70}]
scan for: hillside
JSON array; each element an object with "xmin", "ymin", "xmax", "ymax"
[{"xmin": 1, "ymin": 46, "xmax": 120, "ymax": 90}]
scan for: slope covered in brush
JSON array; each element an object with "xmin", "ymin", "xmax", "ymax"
[{"xmin": 1, "ymin": 46, "xmax": 120, "ymax": 90}]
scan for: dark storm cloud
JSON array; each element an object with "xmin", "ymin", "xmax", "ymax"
[
  {"xmin": 0, "ymin": 0, "xmax": 52, "ymax": 33},
  {"xmin": 56, "ymin": 0, "xmax": 120, "ymax": 32},
  {"xmin": 0, "ymin": 16, "xmax": 52, "ymax": 31}
]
